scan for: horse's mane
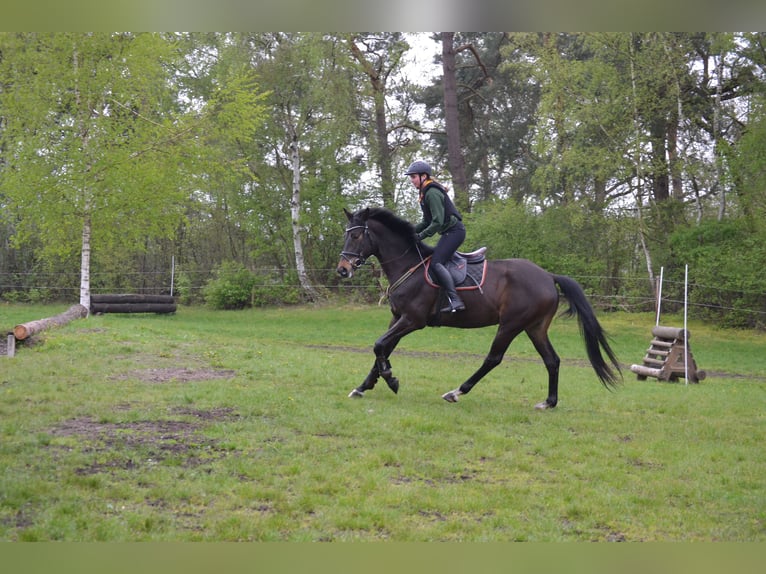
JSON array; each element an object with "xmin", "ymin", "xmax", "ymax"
[
  {"xmin": 361, "ymin": 207, "xmax": 433, "ymax": 254},
  {"xmin": 365, "ymin": 207, "xmax": 414, "ymax": 237}
]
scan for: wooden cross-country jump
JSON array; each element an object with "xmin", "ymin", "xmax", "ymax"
[{"xmin": 6, "ymin": 304, "xmax": 89, "ymax": 357}]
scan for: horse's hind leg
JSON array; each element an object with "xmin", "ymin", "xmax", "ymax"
[
  {"xmin": 442, "ymin": 323, "xmax": 523, "ymax": 403},
  {"xmin": 526, "ymin": 322, "xmax": 560, "ymax": 410}
]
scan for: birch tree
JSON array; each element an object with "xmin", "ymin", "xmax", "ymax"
[
  {"xmin": 0, "ymin": 33, "xmax": 198, "ymax": 309},
  {"xmin": 242, "ymin": 33, "xmax": 362, "ymax": 300}
]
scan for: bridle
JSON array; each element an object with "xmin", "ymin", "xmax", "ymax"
[
  {"xmin": 339, "ymin": 221, "xmax": 422, "ymax": 272},
  {"xmin": 339, "ymin": 223, "xmax": 373, "ymax": 271}
]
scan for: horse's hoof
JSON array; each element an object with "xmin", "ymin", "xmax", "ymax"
[
  {"xmin": 349, "ymin": 389, "xmax": 364, "ymax": 398},
  {"xmin": 386, "ymin": 377, "xmax": 399, "ymax": 394},
  {"xmin": 442, "ymin": 390, "xmax": 460, "ymax": 403},
  {"xmin": 534, "ymin": 401, "xmax": 556, "ymax": 410}
]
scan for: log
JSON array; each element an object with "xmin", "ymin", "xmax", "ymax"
[
  {"xmin": 91, "ymin": 294, "xmax": 175, "ymax": 305},
  {"xmin": 90, "ymin": 302, "xmax": 176, "ymax": 314},
  {"xmin": 13, "ymin": 304, "xmax": 89, "ymax": 341},
  {"xmin": 630, "ymin": 364, "xmax": 663, "ymax": 379},
  {"xmin": 651, "ymin": 326, "xmax": 689, "ymax": 341}
]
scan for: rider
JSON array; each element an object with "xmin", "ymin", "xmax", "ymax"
[{"xmin": 406, "ymin": 160, "xmax": 466, "ymax": 313}]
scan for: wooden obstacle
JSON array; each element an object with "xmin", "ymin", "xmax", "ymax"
[
  {"xmin": 630, "ymin": 326, "xmax": 706, "ymax": 383},
  {"xmin": 13, "ymin": 304, "xmax": 89, "ymax": 341},
  {"xmin": 6, "ymin": 304, "xmax": 89, "ymax": 357},
  {"xmin": 90, "ymin": 294, "xmax": 176, "ymax": 314}
]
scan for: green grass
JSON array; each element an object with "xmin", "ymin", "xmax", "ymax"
[{"xmin": 1, "ymin": 303, "xmax": 764, "ymax": 541}]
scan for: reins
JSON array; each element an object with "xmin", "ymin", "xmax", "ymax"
[{"xmin": 384, "ymin": 256, "xmax": 429, "ymax": 299}]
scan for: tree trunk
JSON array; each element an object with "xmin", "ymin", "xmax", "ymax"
[
  {"xmin": 289, "ymin": 134, "xmax": 320, "ymax": 302},
  {"xmin": 13, "ymin": 304, "xmax": 89, "ymax": 340},
  {"xmin": 441, "ymin": 33, "xmax": 469, "ymax": 213},
  {"xmin": 714, "ymin": 53, "xmax": 726, "ymax": 221},
  {"xmin": 80, "ymin": 210, "xmax": 92, "ymax": 310},
  {"xmin": 347, "ymin": 38, "xmax": 395, "ymax": 209},
  {"xmin": 374, "ymin": 89, "xmax": 395, "ymax": 209}
]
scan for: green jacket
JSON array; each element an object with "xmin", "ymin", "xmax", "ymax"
[{"xmin": 415, "ymin": 182, "xmax": 461, "ymax": 239}]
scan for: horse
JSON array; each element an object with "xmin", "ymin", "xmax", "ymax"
[{"xmin": 336, "ymin": 207, "xmax": 621, "ymax": 410}]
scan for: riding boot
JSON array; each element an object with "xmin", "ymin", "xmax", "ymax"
[{"xmin": 431, "ymin": 262, "xmax": 465, "ymax": 313}]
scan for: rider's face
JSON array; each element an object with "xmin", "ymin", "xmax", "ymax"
[{"xmin": 409, "ymin": 173, "xmax": 423, "ymax": 188}]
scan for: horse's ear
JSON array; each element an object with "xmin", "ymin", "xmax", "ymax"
[{"xmin": 343, "ymin": 208, "xmax": 353, "ymax": 221}]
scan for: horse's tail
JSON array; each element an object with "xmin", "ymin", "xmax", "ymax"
[{"xmin": 553, "ymin": 274, "xmax": 622, "ymax": 389}]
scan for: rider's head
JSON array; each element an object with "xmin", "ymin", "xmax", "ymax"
[{"xmin": 405, "ymin": 160, "xmax": 432, "ymax": 190}]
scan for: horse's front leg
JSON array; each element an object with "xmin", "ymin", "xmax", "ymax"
[
  {"xmin": 348, "ymin": 348, "xmax": 400, "ymax": 398},
  {"xmin": 348, "ymin": 362, "xmax": 380, "ymax": 398},
  {"xmin": 348, "ymin": 314, "xmax": 421, "ymax": 398}
]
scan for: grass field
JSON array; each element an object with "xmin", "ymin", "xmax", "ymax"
[{"xmin": 1, "ymin": 302, "xmax": 764, "ymax": 541}]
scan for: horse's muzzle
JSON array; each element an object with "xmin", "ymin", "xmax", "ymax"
[
  {"xmin": 337, "ymin": 263, "xmax": 352, "ymax": 278},
  {"xmin": 337, "ymin": 252, "xmax": 364, "ymax": 279}
]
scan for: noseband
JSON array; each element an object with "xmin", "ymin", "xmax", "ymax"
[{"xmin": 340, "ymin": 224, "xmax": 372, "ymax": 270}]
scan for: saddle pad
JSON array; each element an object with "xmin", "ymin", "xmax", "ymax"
[{"xmin": 424, "ymin": 259, "xmax": 487, "ymax": 291}]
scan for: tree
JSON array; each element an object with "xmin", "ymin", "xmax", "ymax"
[
  {"xmin": 234, "ymin": 33, "xmax": 364, "ymax": 300},
  {"xmin": 168, "ymin": 32, "xmax": 271, "ymax": 296},
  {"xmin": 0, "ymin": 33, "xmax": 204, "ymax": 308},
  {"xmin": 346, "ymin": 33, "xmax": 409, "ymax": 210}
]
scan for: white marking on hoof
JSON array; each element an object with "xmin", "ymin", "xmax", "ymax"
[
  {"xmin": 442, "ymin": 390, "xmax": 461, "ymax": 403},
  {"xmin": 535, "ymin": 401, "xmax": 551, "ymax": 410},
  {"xmin": 348, "ymin": 389, "xmax": 364, "ymax": 398}
]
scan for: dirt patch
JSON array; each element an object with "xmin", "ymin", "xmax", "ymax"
[
  {"xmin": 113, "ymin": 367, "xmax": 236, "ymax": 384},
  {"xmin": 48, "ymin": 407, "xmax": 238, "ymax": 475}
]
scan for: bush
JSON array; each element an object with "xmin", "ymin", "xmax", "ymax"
[
  {"xmin": 669, "ymin": 220, "xmax": 766, "ymax": 329},
  {"xmin": 173, "ymin": 272, "xmax": 196, "ymax": 306},
  {"xmin": 202, "ymin": 261, "xmax": 256, "ymax": 310}
]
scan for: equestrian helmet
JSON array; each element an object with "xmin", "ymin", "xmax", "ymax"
[{"xmin": 405, "ymin": 160, "xmax": 432, "ymax": 177}]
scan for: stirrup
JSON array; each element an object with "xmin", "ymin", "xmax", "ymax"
[{"xmin": 441, "ymin": 297, "xmax": 465, "ymax": 313}]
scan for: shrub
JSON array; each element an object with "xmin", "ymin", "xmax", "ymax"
[{"xmin": 202, "ymin": 261, "xmax": 256, "ymax": 310}]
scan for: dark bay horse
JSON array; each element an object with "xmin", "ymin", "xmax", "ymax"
[{"xmin": 336, "ymin": 207, "xmax": 621, "ymax": 409}]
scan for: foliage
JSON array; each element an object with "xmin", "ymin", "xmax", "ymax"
[
  {"xmin": 202, "ymin": 261, "xmax": 256, "ymax": 310},
  {"xmin": 251, "ymin": 269, "xmax": 302, "ymax": 307},
  {"xmin": 0, "ymin": 33, "xmax": 192, "ymax": 260},
  {"xmin": 201, "ymin": 262, "xmax": 304, "ymax": 310},
  {"xmin": 1, "ymin": 32, "xmax": 766, "ymax": 322},
  {"xmin": 467, "ymin": 200, "xmax": 644, "ymax": 302},
  {"xmin": 669, "ymin": 220, "xmax": 766, "ymax": 328}
]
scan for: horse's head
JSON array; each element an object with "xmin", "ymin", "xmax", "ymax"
[{"xmin": 337, "ymin": 208, "xmax": 375, "ymax": 278}]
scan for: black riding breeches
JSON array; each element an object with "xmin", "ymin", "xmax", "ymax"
[{"xmin": 431, "ymin": 221, "xmax": 466, "ymax": 266}]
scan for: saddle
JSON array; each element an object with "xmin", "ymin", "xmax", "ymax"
[{"xmin": 425, "ymin": 247, "xmax": 487, "ymax": 290}]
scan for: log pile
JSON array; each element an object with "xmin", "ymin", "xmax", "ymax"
[{"xmin": 90, "ymin": 294, "xmax": 176, "ymax": 314}]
